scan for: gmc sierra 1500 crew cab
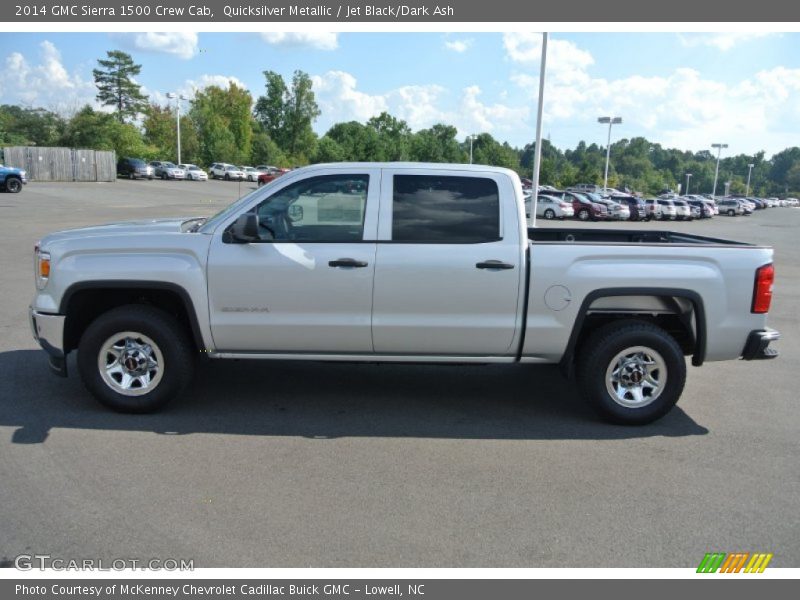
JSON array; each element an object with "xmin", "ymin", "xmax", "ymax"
[{"xmin": 29, "ymin": 163, "xmax": 780, "ymax": 424}]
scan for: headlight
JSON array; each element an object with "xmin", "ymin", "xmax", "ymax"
[{"xmin": 34, "ymin": 244, "xmax": 50, "ymax": 289}]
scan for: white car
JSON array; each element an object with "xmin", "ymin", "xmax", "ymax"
[
  {"xmin": 671, "ymin": 199, "xmax": 694, "ymax": 221},
  {"xmin": 528, "ymin": 194, "xmax": 575, "ymax": 220},
  {"xmin": 179, "ymin": 164, "xmax": 208, "ymax": 181},
  {"xmin": 210, "ymin": 163, "xmax": 245, "ymax": 180},
  {"xmin": 241, "ymin": 167, "xmax": 261, "ymax": 182}
]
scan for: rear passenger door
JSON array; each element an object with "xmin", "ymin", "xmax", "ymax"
[{"xmin": 371, "ymin": 168, "xmax": 525, "ymax": 356}]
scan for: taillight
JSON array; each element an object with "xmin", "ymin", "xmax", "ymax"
[{"xmin": 752, "ymin": 264, "xmax": 774, "ymax": 314}]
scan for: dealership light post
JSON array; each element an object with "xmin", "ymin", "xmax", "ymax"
[
  {"xmin": 711, "ymin": 142, "xmax": 728, "ymax": 199},
  {"xmin": 746, "ymin": 163, "xmax": 755, "ymax": 196},
  {"xmin": 166, "ymin": 92, "xmax": 189, "ymax": 165},
  {"xmin": 598, "ymin": 116, "xmax": 622, "ymax": 194},
  {"xmin": 685, "ymin": 173, "xmax": 692, "ymax": 195},
  {"xmin": 468, "ymin": 134, "xmax": 477, "ymax": 164},
  {"xmin": 530, "ymin": 32, "xmax": 548, "ymax": 228}
]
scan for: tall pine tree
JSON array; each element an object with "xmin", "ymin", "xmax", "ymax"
[{"xmin": 93, "ymin": 50, "xmax": 148, "ymax": 123}]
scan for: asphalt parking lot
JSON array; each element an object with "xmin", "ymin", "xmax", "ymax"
[{"xmin": 1, "ymin": 179, "xmax": 798, "ymax": 568}]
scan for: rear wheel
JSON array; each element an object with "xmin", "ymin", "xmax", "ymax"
[
  {"xmin": 544, "ymin": 209, "xmax": 555, "ymax": 220},
  {"xmin": 78, "ymin": 305, "xmax": 194, "ymax": 413},
  {"xmin": 728, "ymin": 209, "xmax": 735, "ymax": 216},
  {"xmin": 5, "ymin": 177, "xmax": 22, "ymax": 193},
  {"xmin": 577, "ymin": 320, "xmax": 686, "ymax": 425}
]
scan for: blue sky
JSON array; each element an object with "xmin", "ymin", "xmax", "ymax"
[{"xmin": 1, "ymin": 32, "xmax": 799, "ymax": 156}]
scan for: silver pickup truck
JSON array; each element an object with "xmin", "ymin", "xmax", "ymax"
[{"xmin": 29, "ymin": 163, "xmax": 780, "ymax": 424}]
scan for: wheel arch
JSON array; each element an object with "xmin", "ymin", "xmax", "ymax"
[
  {"xmin": 60, "ymin": 281, "xmax": 205, "ymax": 355},
  {"xmin": 559, "ymin": 287, "xmax": 707, "ymax": 376}
]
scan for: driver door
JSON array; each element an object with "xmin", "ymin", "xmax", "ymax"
[{"xmin": 207, "ymin": 168, "xmax": 380, "ymax": 353}]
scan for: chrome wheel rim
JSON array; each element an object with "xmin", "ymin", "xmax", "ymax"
[
  {"xmin": 605, "ymin": 346, "xmax": 667, "ymax": 408},
  {"xmin": 98, "ymin": 331, "xmax": 164, "ymax": 396}
]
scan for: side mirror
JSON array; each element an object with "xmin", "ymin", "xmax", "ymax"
[{"xmin": 230, "ymin": 213, "xmax": 260, "ymax": 243}]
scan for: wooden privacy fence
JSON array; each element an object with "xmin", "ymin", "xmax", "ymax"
[{"xmin": 1, "ymin": 146, "xmax": 116, "ymax": 182}]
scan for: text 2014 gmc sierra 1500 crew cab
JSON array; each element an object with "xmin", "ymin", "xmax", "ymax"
[{"xmin": 29, "ymin": 163, "xmax": 780, "ymax": 424}]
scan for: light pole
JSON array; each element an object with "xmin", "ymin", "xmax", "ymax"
[
  {"xmin": 166, "ymin": 92, "xmax": 189, "ymax": 165},
  {"xmin": 530, "ymin": 32, "xmax": 548, "ymax": 228},
  {"xmin": 711, "ymin": 142, "xmax": 728, "ymax": 199},
  {"xmin": 746, "ymin": 163, "xmax": 755, "ymax": 196},
  {"xmin": 598, "ymin": 116, "xmax": 622, "ymax": 194},
  {"xmin": 685, "ymin": 173, "xmax": 692, "ymax": 195},
  {"xmin": 468, "ymin": 134, "xmax": 477, "ymax": 164}
]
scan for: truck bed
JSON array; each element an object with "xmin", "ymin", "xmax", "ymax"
[{"xmin": 528, "ymin": 227, "xmax": 752, "ymax": 246}]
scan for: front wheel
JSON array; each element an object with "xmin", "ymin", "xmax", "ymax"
[
  {"xmin": 77, "ymin": 305, "xmax": 194, "ymax": 413},
  {"xmin": 578, "ymin": 209, "xmax": 590, "ymax": 221},
  {"xmin": 577, "ymin": 320, "xmax": 686, "ymax": 425},
  {"xmin": 5, "ymin": 177, "xmax": 22, "ymax": 193}
]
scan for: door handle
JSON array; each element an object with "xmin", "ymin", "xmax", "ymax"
[
  {"xmin": 476, "ymin": 260, "xmax": 515, "ymax": 270},
  {"xmin": 329, "ymin": 258, "xmax": 368, "ymax": 268}
]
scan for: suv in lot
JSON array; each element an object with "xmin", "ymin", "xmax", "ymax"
[
  {"xmin": 645, "ymin": 198, "xmax": 677, "ymax": 221},
  {"xmin": 0, "ymin": 163, "xmax": 28, "ymax": 193},
  {"xmin": 719, "ymin": 199, "xmax": 745, "ymax": 216},
  {"xmin": 117, "ymin": 158, "xmax": 153, "ymax": 180},
  {"xmin": 210, "ymin": 163, "xmax": 245, "ymax": 180},
  {"xmin": 609, "ymin": 194, "xmax": 647, "ymax": 221},
  {"xmin": 552, "ymin": 191, "xmax": 608, "ymax": 221}
]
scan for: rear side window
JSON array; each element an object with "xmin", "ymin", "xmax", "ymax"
[{"xmin": 392, "ymin": 175, "xmax": 500, "ymax": 243}]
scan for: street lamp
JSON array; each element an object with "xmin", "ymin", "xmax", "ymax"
[
  {"xmin": 746, "ymin": 163, "xmax": 755, "ymax": 197},
  {"xmin": 166, "ymin": 92, "xmax": 189, "ymax": 165},
  {"xmin": 710, "ymin": 142, "xmax": 728, "ymax": 199},
  {"xmin": 468, "ymin": 134, "xmax": 477, "ymax": 164},
  {"xmin": 685, "ymin": 173, "xmax": 692, "ymax": 195},
  {"xmin": 598, "ymin": 116, "xmax": 622, "ymax": 194}
]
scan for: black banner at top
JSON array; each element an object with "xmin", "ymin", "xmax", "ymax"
[{"xmin": 2, "ymin": 0, "xmax": 799, "ymax": 22}]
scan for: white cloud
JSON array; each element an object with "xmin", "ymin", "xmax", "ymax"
[
  {"xmin": 503, "ymin": 32, "xmax": 594, "ymax": 85},
  {"xmin": 444, "ymin": 38, "xmax": 472, "ymax": 53},
  {"xmin": 260, "ymin": 32, "xmax": 338, "ymax": 51},
  {"xmin": 146, "ymin": 74, "xmax": 247, "ymax": 107},
  {"xmin": 0, "ymin": 41, "xmax": 96, "ymax": 112},
  {"xmin": 311, "ymin": 70, "xmax": 527, "ymax": 140},
  {"xmin": 113, "ymin": 32, "xmax": 199, "ymax": 59},
  {"xmin": 506, "ymin": 35, "xmax": 800, "ymax": 155},
  {"xmin": 678, "ymin": 33, "xmax": 776, "ymax": 52}
]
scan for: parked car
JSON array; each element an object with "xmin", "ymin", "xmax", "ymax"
[
  {"xmin": 529, "ymin": 194, "xmax": 575, "ymax": 220},
  {"xmin": 149, "ymin": 161, "xmax": 185, "ymax": 180},
  {"xmin": 671, "ymin": 199, "xmax": 694, "ymax": 220},
  {"xmin": 568, "ymin": 183, "xmax": 603, "ymax": 194},
  {"xmin": 257, "ymin": 167, "xmax": 290, "ymax": 187},
  {"xmin": 588, "ymin": 194, "xmax": 630, "ymax": 220},
  {"xmin": 686, "ymin": 199, "xmax": 713, "ymax": 219},
  {"xmin": 29, "ymin": 163, "xmax": 780, "ymax": 425},
  {"xmin": 551, "ymin": 191, "xmax": 608, "ymax": 221},
  {"xmin": 241, "ymin": 167, "xmax": 261, "ymax": 182},
  {"xmin": 117, "ymin": 158, "xmax": 153, "ymax": 180},
  {"xmin": 644, "ymin": 198, "xmax": 677, "ymax": 221},
  {"xmin": 609, "ymin": 194, "xmax": 647, "ymax": 221},
  {"xmin": 210, "ymin": 163, "xmax": 245, "ymax": 180},
  {"xmin": 718, "ymin": 199, "xmax": 745, "ymax": 216},
  {"xmin": 0, "ymin": 163, "xmax": 28, "ymax": 192},
  {"xmin": 179, "ymin": 164, "xmax": 208, "ymax": 181}
]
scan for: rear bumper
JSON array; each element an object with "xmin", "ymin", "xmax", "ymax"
[
  {"xmin": 29, "ymin": 306, "xmax": 68, "ymax": 376},
  {"xmin": 741, "ymin": 328, "xmax": 780, "ymax": 360}
]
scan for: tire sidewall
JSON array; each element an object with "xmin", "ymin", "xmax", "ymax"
[
  {"xmin": 6, "ymin": 177, "xmax": 22, "ymax": 193},
  {"xmin": 77, "ymin": 306, "xmax": 193, "ymax": 413},
  {"xmin": 578, "ymin": 322, "xmax": 686, "ymax": 425}
]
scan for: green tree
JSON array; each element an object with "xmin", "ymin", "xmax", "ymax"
[
  {"xmin": 254, "ymin": 70, "xmax": 320, "ymax": 161},
  {"xmin": 251, "ymin": 129, "xmax": 286, "ymax": 166},
  {"xmin": 92, "ymin": 50, "xmax": 148, "ymax": 123},
  {"xmin": 323, "ymin": 121, "xmax": 380, "ymax": 161},
  {"xmin": 0, "ymin": 105, "xmax": 65, "ymax": 146},
  {"xmin": 367, "ymin": 112, "xmax": 412, "ymax": 161},
  {"xmin": 59, "ymin": 105, "xmax": 150, "ymax": 158},
  {"xmin": 409, "ymin": 124, "xmax": 465, "ymax": 163},
  {"xmin": 313, "ymin": 136, "xmax": 346, "ymax": 163},
  {"xmin": 189, "ymin": 83, "xmax": 254, "ymax": 165}
]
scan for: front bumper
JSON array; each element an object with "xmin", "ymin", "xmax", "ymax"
[
  {"xmin": 741, "ymin": 328, "xmax": 780, "ymax": 360},
  {"xmin": 29, "ymin": 307, "xmax": 67, "ymax": 376}
]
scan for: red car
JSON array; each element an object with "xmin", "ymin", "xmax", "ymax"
[{"xmin": 257, "ymin": 167, "xmax": 290, "ymax": 187}]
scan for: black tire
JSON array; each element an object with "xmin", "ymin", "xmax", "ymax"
[
  {"xmin": 161, "ymin": 173, "xmax": 168, "ymax": 180},
  {"xmin": 5, "ymin": 177, "xmax": 22, "ymax": 193},
  {"xmin": 77, "ymin": 305, "xmax": 194, "ymax": 413},
  {"xmin": 544, "ymin": 209, "xmax": 555, "ymax": 220},
  {"xmin": 577, "ymin": 320, "xmax": 686, "ymax": 425},
  {"xmin": 224, "ymin": 173, "xmax": 230, "ymax": 181},
  {"xmin": 728, "ymin": 209, "xmax": 735, "ymax": 216},
  {"xmin": 578, "ymin": 208, "xmax": 590, "ymax": 221}
]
